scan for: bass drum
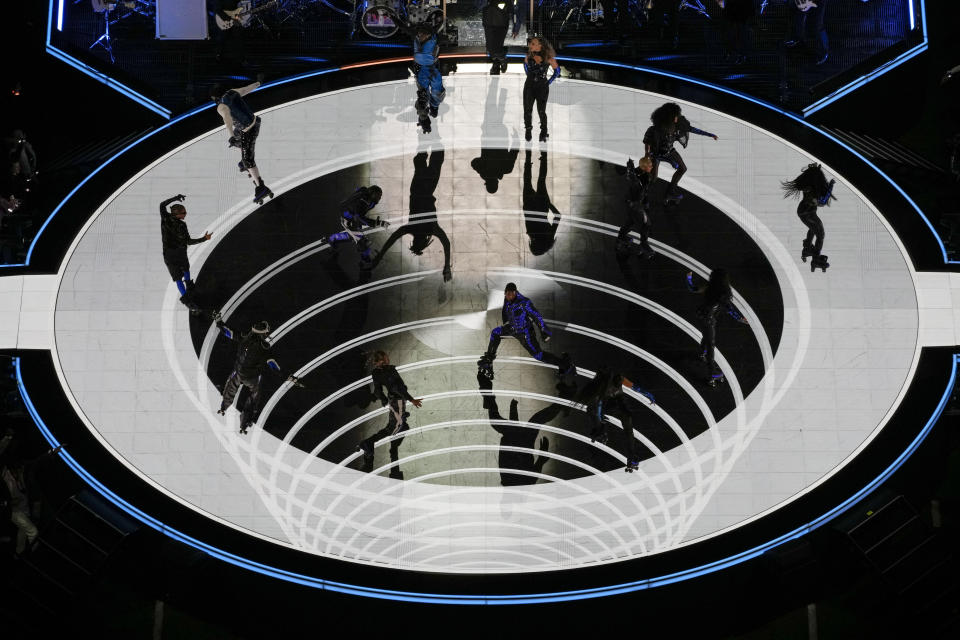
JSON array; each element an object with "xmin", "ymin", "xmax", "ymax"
[
  {"xmin": 360, "ymin": 1, "xmax": 400, "ymax": 39},
  {"xmin": 405, "ymin": 0, "xmax": 444, "ymax": 32}
]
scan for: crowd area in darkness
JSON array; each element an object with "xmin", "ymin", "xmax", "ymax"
[{"xmin": 0, "ymin": 130, "xmax": 37, "ymax": 265}]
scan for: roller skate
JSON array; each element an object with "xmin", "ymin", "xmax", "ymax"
[
  {"xmin": 801, "ymin": 239, "xmax": 817, "ymax": 263},
  {"xmin": 589, "ymin": 427, "xmax": 609, "ymax": 445},
  {"xmin": 810, "ymin": 254, "xmax": 830, "ymax": 273},
  {"xmin": 477, "ymin": 355, "xmax": 495, "ymax": 380},
  {"xmin": 429, "ymin": 104, "xmax": 439, "ymax": 118},
  {"xmin": 237, "ymin": 161, "xmax": 247, "ymax": 173},
  {"xmin": 239, "ymin": 421, "xmax": 252, "ymax": 435},
  {"xmin": 637, "ymin": 240, "xmax": 656, "ymax": 259},
  {"xmin": 707, "ymin": 363, "xmax": 726, "ymax": 388},
  {"xmin": 253, "ymin": 180, "xmax": 273, "ymax": 205},
  {"xmin": 663, "ymin": 187, "xmax": 683, "ymax": 208},
  {"xmin": 418, "ymin": 114, "xmax": 432, "ymax": 134},
  {"xmin": 357, "ymin": 440, "xmax": 374, "ymax": 462},
  {"xmin": 625, "ymin": 458, "xmax": 640, "ymax": 473}
]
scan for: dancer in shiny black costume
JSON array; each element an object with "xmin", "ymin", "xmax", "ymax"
[
  {"xmin": 577, "ymin": 368, "xmax": 655, "ymax": 471},
  {"xmin": 781, "ymin": 163, "xmax": 836, "ymax": 272},
  {"xmin": 643, "ymin": 102, "xmax": 718, "ymax": 204},
  {"xmin": 216, "ymin": 320, "xmax": 296, "ymax": 434},
  {"xmin": 523, "ymin": 36, "xmax": 560, "ymax": 142},
  {"xmin": 686, "ymin": 269, "xmax": 749, "ymax": 386},
  {"xmin": 357, "ymin": 350, "xmax": 423, "ymax": 475},
  {"xmin": 617, "ymin": 156, "xmax": 655, "ymax": 258},
  {"xmin": 156, "ymin": 194, "xmax": 211, "ymax": 310}
]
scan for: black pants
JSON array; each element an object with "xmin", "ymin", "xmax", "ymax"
[
  {"xmin": 360, "ymin": 399, "xmax": 408, "ymax": 464},
  {"xmin": 791, "ymin": 0, "xmax": 829, "ymax": 56},
  {"xmin": 162, "ymin": 247, "xmax": 189, "ymax": 281},
  {"xmin": 523, "ymin": 80, "xmax": 549, "ymax": 132},
  {"xmin": 650, "ymin": 149, "xmax": 686, "ymax": 194},
  {"xmin": 486, "ymin": 325, "xmax": 561, "ymax": 366},
  {"xmin": 618, "ymin": 203, "xmax": 651, "ymax": 245},
  {"xmin": 799, "ymin": 211, "xmax": 825, "ymax": 254},
  {"xmin": 238, "ymin": 117, "xmax": 261, "ymax": 170},
  {"xmin": 589, "ymin": 396, "xmax": 639, "ymax": 462},
  {"xmin": 699, "ymin": 316, "xmax": 718, "ymax": 369},
  {"xmin": 220, "ymin": 371, "xmax": 262, "ymax": 429},
  {"xmin": 484, "ymin": 24, "xmax": 508, "ymax": 62}
]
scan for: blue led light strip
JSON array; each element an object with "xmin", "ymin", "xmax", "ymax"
[
  {"xmin": 804, "ymin": 0, "xmax": 927, "ymax": 116},
  {"xmin": 14, "ymin": 354, "xmax": 958, "ymax": 603},
  {"xmin": 46, "ymin": 1, "xmax": 170, "ymax": 118}
]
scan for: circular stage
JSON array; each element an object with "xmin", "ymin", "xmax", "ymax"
[{"xmin": 12, "ymin": 63, "xmax": 957, "ymax": 599}]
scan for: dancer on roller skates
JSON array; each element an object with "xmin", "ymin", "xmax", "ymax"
[
  {"xmin": 523, "ymin": 36, "xmax": 559, "ymax": 142},
  {"xmin": 156, "ymin": 194, "xmax": 211, "ymax": 313},
  {"xmin": 321, "ymin": 185, "xmax": 388, "ymax": 269},
  {"xmin": 781, "ymin": 163, "xmax": 836, "ymax": 273},
  {"xmin": 478, "ymin": 282, "xmax": 574, "ymax": 383},
  {"xmin": 686, "ymin": 269, "xmax": 749, "ymax": 387},
  {"xmin": 216, "ymin": 320, "xmax": 297, "ymax": 434},
  {"xmin": 643, "ymin": 102, "xmax": 718, "ymax": 206},
  {"xmin": 357, "ymin": 350, "xmax": 423, "ymax": 475},
  {"xmin": 397, "ymin": 19, "xmax": 445, "ymax": 134},
  {"xmin": 210, "ymin": 77, "xmax": 273, "ymax": 205},
  {"xmin": 578, "ymin": 368, "xmax": 656, "ymax": 472},
  {"xmin": 617, "ymin": 156, "xmax": 655, "ymax": 259},
  {"xmin": 370, "ymin": 150, "xmax": 451, "ymax": 280}
]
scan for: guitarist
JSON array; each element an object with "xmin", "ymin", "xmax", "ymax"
[
  {"xmin": 213, "ymin": 0, "xmax": 247, "ymax": 66},
  {"xmin": 785, "ymin": 0, "xmax": 829, "ymax": 66}
]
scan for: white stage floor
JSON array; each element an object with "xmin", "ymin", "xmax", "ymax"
[{"xmin": 4, "ymin": 72, "xmax": 959, "ymax": 575}]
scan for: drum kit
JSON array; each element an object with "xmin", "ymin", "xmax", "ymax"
[{"xmin": 357, "ymin": 0, "xmax": 444, "ymax": 39}]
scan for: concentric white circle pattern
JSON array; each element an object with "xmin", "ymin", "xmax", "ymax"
[{"xmin": 52, "ymin": 75, "xmax": 919, "ymax": 573}]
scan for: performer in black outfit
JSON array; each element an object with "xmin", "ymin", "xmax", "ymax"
[
  {"xmin": 523, "ymin": 36, "xmax": 560, "ymax": 142},
  {"xmin": 482, "ymin": 0, "xmax": 514, "ymax": 75},
  {"xmin": 577, "ymin": 368, "xmax": 656, "ymax": 472},
  {"xmin": 371, "ymin": 150, "xmax": 451, "ymax": 280},
  {"xmin": 523, "ymin": 150, "xmax": 561, "ymax": 256},
  {"xmin": 210, "ymin": 79, "xmax": 273, "ymax": 204},
  {"xmin": 156, "ymin": 194, "xmax": 211, "ymax": 307},
  {"xmin": 212, "ymin": 0, "xmax": 247, "ymax": 67},
  {"xmin": 643, "ymin": 102, "xmax": 718, "ymax": 204},
  {"xmin": 785, "ymin": 0, "xmax": 830, "ymax": 66},
  {"xmin": 323, "ymin": 185, "xmax": 387, "ymax": 268},
  {"xmin": 478, "ymin": 283, "xmax": 574, "ymax": 383},
  {"xmin": 357, "ymin": 351, "xmax": 423, "ymax": 474},
  {"xmin": 617, "ymin": 156, "xmax": 655, "ymax": 258},
  {"xmin": 686, "ymin": 269, "xmax": 749, "ymax": 387},
  {"xmin": 781, "ymin": 163, "xmax": 836, "ymax": 272},
  {"xmin": 216, "ymin": 320, "xmax": 294, "ymax": 434},
  {"xmin": 717, "ymin": 0, "xmax": 755, "ymax": 64}
]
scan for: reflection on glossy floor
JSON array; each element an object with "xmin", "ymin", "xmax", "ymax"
[{"xmin": 43, "ymin": 75, "xmax": 930, "ymax": 573}]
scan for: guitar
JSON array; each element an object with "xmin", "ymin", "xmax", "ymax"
[{"xmin": 215, "ymin": 1, "xmax": 278, "ymax": 30}]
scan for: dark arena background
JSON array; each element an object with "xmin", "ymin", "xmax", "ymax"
[{"xmin": 1, "ymin": 1, "xmax": 960, "ymax": 637}]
